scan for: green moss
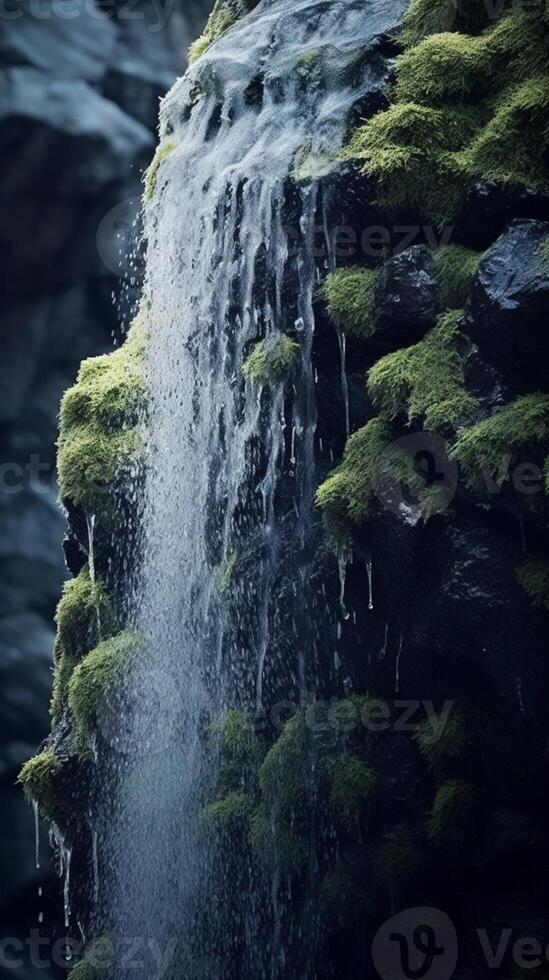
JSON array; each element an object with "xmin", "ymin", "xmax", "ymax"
[
  {"xmin": 396, "ymin": 32, "xmax": 489, "ymax": 106},
  {"xmin": 69, "ymin": 965, "xmax": 100, "ymax": 980},
  {"xmin": 452, "ymin": 394, "xmax": 549, "ymax": 493},
  {"xmin": 70, "ymin": 938, "xmax": 113, "ymax": 979},
  {"xmin": 324, "ymin": 754, "xmax": 377, "ymax": 824},
  {"xmin": 68, "ymin": 630, "xmax": 141, "ymax": 753},
  {"xmin": 345, "ymin": 7, "xmax": 549, "ymax": 226},
  {"xmin": 515, "ymin": 558, "xmax": 549, "ymax": 612},
  {"xmin": 243, "ymin": 334, "xmax": 299, "ymax": 386},
  {"xmin": 400, "ymin": 0, "xmax": 491, "ymax": 48},
  {"xmin": 367, "ymin": 310, "xmax": 478, "ymax": 431},
  {"xmin": 415, "ymin": 707, "xmax": 467, "ymax": 770},
  {"xmin": 56, "ymin": 567, "xmax": 114, "ymax": 662},
  {"xmin": 433, "ymin": 245, "xmax": 482, "ymax": 308},
  {"xmin": 427, "ymin": 779, "xmax": 476, "ymax": 841},
  {"xmin": 188, "ymin": 0, "xmax": 260, "ymax": 64},
  {"xmin": 461, "ymin": 77, "xmax": 549, "ymax": 194},
  {"xmin": 58, "ymin": 320, "xmax": 146, "ymax": 514},
  {"xmin": 259, "ymin": 714, "xmax": 308, "ymax": 811},
  {"xmin": 202, "ymin": 792, "xmax": 254, "ymax": 832},
  {"xmin": 343, "ymin": 102, "xmax": 479, "ymax": 228},
  {"xmin": 216, "ymin": 709, "xmax": 264, "ymax": 795},
  {"xmin": 144, "ymin": 140, "xmax": 176, "ymax": 200},
  {"xmin": 322, "ymin": 267, "xmax": 379, "ymax": 339},
  {"xmin": 249, "ymin": 805, "xmax": 307, "ymax": 876},
  {"xmin": 51, "ymin": 567, "xmax": 116, "ymax": 721},
  {"xmin": 316, "ymin": 418, "xmax": 420, "ymax": 544},
  {"xmin": 18, "ymin": 750, "xmax": 62, "ymax": 823},
  {"xmin": 376, "ymin": 840, "xmax": 419, "ymax": 890},
  {"xmin": 539, "ymin": 240, "xmax": 549, "ymax": 268},
  {"xmin": 320, "ymin": 866, "xmax": 367, "ymax": 926}
]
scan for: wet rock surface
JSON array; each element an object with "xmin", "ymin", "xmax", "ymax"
[{"xmin": 0, "ymin": 0, "xmax": 209, "ymax": 966}]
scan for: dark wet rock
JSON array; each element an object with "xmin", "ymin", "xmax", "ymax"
[
  {"xmin": 0, "ymin": 0, "xmax": 117, "ymax": 80},
  {"xmin": 373, "ymin": 244, "xmax": 438, "ymax": 341},
  {"xmin": 0, "ymin": 69, "xmax": 153, "ymax": 199},
  {"xmin": 0, "ymin": 612, "xmax": 54, "ymax": 776},
  {"xmin": 465, "ymin": 219, "xmax": 549, "ymax": 386}
]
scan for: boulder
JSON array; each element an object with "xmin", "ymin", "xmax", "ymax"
[
  {"xmin": 373, "ymin": 245, "xmax": 438, "ymax": 341},
  {"xmin": 465, "ymin": 219, "xmax": 549, "ymax": 385}
]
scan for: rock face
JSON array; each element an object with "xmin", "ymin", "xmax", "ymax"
[
  {"xmin": 14, "ymin": 0, "xmax": 549, "ymax": 978},
  {"xmin": 0, "ymin": 0, "xmax": 210, "ymax": 965}
]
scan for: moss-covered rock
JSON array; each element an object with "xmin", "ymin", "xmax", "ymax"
[
  {"xmin": 316, "ymin": 418, "xmax": 420, "ymax": 544},
  {"xmin": 18, "ymin": 749, "xmax": 63, "ymax": 823},
  {"xmin": 427, "ymin": 779, "xmax": 476, "ymax": 841},
  {"xmin": 51, "ymin": 566, "xmax": 116, "ymax": 721},
  {"xmin": 433, "ymin": 245, "xmax": 483, "ymax": 309},
  {"xmin": 215, "ymin": 709, "xmax": 264, "ymax": 795},
  {"xmin": 344, "ymin": 6, "xmax": 549, "ymax": 227},
  {"xmin": 202, "ymin": 792, "xmax": 254, "ymax": 833},
  {"xmin": 189, "ymin": 0, "xmax": 259, "ymax": 64},
  {"xmin": 375, "ymin": 839, "xmax": 420, "ymax": 892},
  {"xmin": 452, "ymin": 393, "xmax": 549, "ymax": 493},
  {"xmin": 249, "ymin": 804, "xmax": 308, "ymax": 876},
  {"xmin": 321, "ymin": 267, "xmax": 379, "ymax": 339},
  {"xmin": 323, "ymin": 754, "xmax": 377, "ymax": 825},
  {"xmin": 515, "ymin": 558, "xmax": 549, "ymax": 612},
  {"xmin": 415, "ymin": 707, "xmax": 467, "ymax": 770},
  {"xmin": 58, "ymin": 318, "xmax": 147, "ymax": 517},
  {"xmin": 243, "ymin": 334, "xmax": 299, "ymax": 385},
  {"xmin": 367, "ymin": 310, "xmax": 478, "ymax": 431},
  {"xmin": 144, "ymin": 140, "xmax": 176, "ymax": 201},
  {"xmin": 68, "ymin": 630, "xmax": 142, "ymax": 754}
]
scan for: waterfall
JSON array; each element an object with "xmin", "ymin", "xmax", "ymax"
[{"xmin": 97, "ymin": 0, "xmax": 409, "ymax": 976}]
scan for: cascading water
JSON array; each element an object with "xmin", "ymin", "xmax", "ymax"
[{"xmin": 95, "ymin": 1, "xmax": 408, "ymax": 976}]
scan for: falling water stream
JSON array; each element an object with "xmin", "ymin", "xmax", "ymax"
[{"xmin": 96, "ymin": 1, "xmax": 408, "ymax": 976}]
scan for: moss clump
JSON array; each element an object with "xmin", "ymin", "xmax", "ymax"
[
  {"xmin": 396, "ymin": 32, "xmax": 489, "ymax": 106},
  {"xmin": 68, "ymin": 630, "xmax": 141, "ymax": 753},
  {"xmin": 415, "ymin": 707, "xmax": 467, "ymax": 770},
  {"xmin": 461, "ymin": 77, "xmax": 549, "ymax": 194},
  {"xmin": 188, "ymin": 0, "xmax": 259, "ymax": 64},
  {"xmin": 343, "ymin": 102, "xmax": 479, "ymax": 228},
  {"xmin": 55, "ymin": 567, "xmax": 114, "ymax": 662},
  {"xmin": 433, "ymin": 245, "xmax": 483, "ymax": 308},
  {"xmin": 345, "ymin": 6, "xmax": 549, "ymax": 226},
  {"xmin": 58, "ymin": 320, "xmax": 146, "ymax": 515},
  {"xmin": 216, "ymin": 709, "xmax": 264, "ymax": 795},
  {"xmin": 69, "ymin": 965, "xmax": 100, "ymax": 980},
  {"xmin": 367, "ymin": 310, "xmax": 478, "ymax": 431},
  {"xmin": 70, "ymin": 938, "xmax": 113, "ymax": 979},
  {"xmin": 51, "ymin": 567, "xmax": 116, "ymax": 721},
  {"xmin": 18, "ymin": 750, "xmax": 62, "ymax": 823},
  {"xmin": 376, "ymin": 840, "xmax": 419, "ymax": 890},
  {"xmin": 324, "ymin": 754, "xmax": 377, "ymax": 824},
  {"xmin": 259, "ymin": 714, "xmax": 308, "ymax": 811},
  {"xmin": 322, "ymin": 267, "xmax": 379, "ymax": 339},
  {"xmin": 515, "ymin": 558, "xmax": 549, "ymax": 612},
  {"xmin": 243, "ymin": 334, "xmax": 299, "ymax": 386},
  {"xmin": 452, "ymin": 394, "xmax": 549, "ymax": 492},
  {"xmin": 400, "ymin": 0, "xmax": 491, "ymax": 48},
  {"xmin": 427, "ymin": 779, "xmax": 476, "ymax": 841},
  {"xmin": 316, "ymin": 418, "xmax": 420, "ymax": 544},
  {"xmin": 144, "ymin": 140, "xmax": 176, "ymax": 200},
  {"xmin": 250, "ymin": 806, "xmax": 307, "ymax": 875},
  {"xmin": 202, "ymin": 792, "xmax": 254, "ymax": 832},
  {"xmin": 320, "ymin": 866, "xmax": 368, "ymax": 926}
]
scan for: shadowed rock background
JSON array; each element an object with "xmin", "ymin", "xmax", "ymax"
[{"xmin": 0, "ymin": 3, "xmax": 208, "ymax": 973}]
